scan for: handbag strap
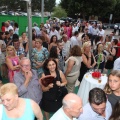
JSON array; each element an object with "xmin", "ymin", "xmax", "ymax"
[{"xmin": 56, "ymin": 70, "xmax": 61, "ymax": 82}]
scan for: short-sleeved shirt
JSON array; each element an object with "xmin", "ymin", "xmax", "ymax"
[
  {"xmin": 16, "ymin": 47, "xmax": 25, "ymax": 56},
  {"xmin": 107, "ymin": 93, "xmax": 120, "ymax": 109},
  {"xmin": 78, "ymin": 101, "xmax": 112, "ymax": 120},
  {"xmin": 50, "ymin": 107, "xmax": 77, "ymax": 120}
]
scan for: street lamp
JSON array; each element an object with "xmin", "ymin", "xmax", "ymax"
[{"xmin": 21, "ymin": 0, "xmax": 32, "ymax": 58}]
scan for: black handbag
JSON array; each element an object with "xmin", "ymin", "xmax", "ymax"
[{"xmin": 55, "ymin": 86, "xmax": 68, "ymax": 101}]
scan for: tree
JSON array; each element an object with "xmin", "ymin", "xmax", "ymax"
[
  {"xmin": 52, "ymin": 6, "xmax": 67, "ymax": 18},
  {"xmin": 60, "ymin": 0, "xmax": 70, "ymax": 13},
  {"xmin": 44, "ymin": 0, "xmax": 56, "ymax": 12},
  {"xmin": 60, "ymin": 0, "xmax": 116, "ymax": 19},
  {"xmin": 113, "ymin": 0, "xmax": 120, "ymax": 21},
  {"xmin": 0, "ymin": 0, "xmax": 56, "ymax": 13}
]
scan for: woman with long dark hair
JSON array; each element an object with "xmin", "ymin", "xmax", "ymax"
[
  {"xmin": 49, "ymin": 35, "xmax": 57, "ymax": 51},
  {"xmin": 40, "ymin": 58, "xmax": 67, "ymax": 120},
  {"xmin": 109, "ymin": 100, "xmax": 120, "ymax": 120}
]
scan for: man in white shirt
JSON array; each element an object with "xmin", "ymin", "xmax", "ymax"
[
  {"xmin": 78, "ymin": 88, "xmax": 112, "ymax": 120},
  {"xmin": 44, "ymin": 20, "xmax": 50, "ymax": 34},
  {"xmin": 62, "ymin": 34, "xmax": 71, "ymax": 60},
  {"xmin": 70, "ymin": 31, "xmax": 79, "ymax": 48},
  {"xmin": 72, "ymin": 23, "xmax": 78, "ymax": 34},
  {"xmin": 49, "ymin": 25, "xmax": 59, "ymax": 39},
  {"xmin": 113, "ymin": 57, "xmax": 120, "ymax": 70},
  {"xmin": 98, "ymin": 27, "xmax": 105, "ymax": 37},
  {"xmin": 5, "ymin": 21, "xmax": 14, "ymax": 32},
  {"xmin": 50, "ymin": 93, "xmax": 83, "ymax": 120},
  {"xmin": 33, "ymin": 23, "xmax": 40, "ymax": 37}
]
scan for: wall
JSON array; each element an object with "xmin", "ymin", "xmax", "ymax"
[{"xmin": 0, "ymin": 15, "xmax": 48, "ymax": 35}]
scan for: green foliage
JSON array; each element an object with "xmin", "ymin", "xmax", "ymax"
[
  {"xmin": 0, "ymin": 0, "xmax": 56, "ymax": 12},
  {"xmin": 113, "ymin": 0, "xmax": 120, "ymax": 18},
  {"xmin": 52, "ymin": 6, "xmax": 67, "ymax": 18},
  {"xmin": 60, "ymin": 0, "xmax": 118, "ymax": 19},
  {"xmin": 44, "ymin": 0, "xmax": 56, "ymax": 12}
]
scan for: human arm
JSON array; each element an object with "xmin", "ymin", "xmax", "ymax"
[
  {"xmin": 25, "ymin": 42, "xmax": 29, "ymax": 53},
  {"xmin": 64, "ymin": 59, "xmax": 75, "ymax": 77},
  {"xmin": 109, "ymin": 47, "xmax": 116, "ymax": 56},
  {"xmin": 48, "ymin": 43, "xmax": 52, "ymax": 51},
  {"xmin": 82, "ymin": 53, "xmax": 91, "ymax": 68},
  {"xmin": 6, "ymin": 57, "xmax": 20, "ymax": 71},
  {"xmin": 31, "ymin": 100, "xmax": 43, "ymax": 120},
  {"xmin": 91, "ymin": 54, "xmax": 96, "ymax": 68}
]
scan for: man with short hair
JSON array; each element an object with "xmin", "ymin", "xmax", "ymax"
[
  {"xmin": 49, "ymin": 24, "xmax": 59, "ymax": 39},
  {"xmin": 13, "ymin": 57, "xmax": 42, "ymax": 104},
  {"xmin": 57, "ymin": 40, "xmax": 65, "ymax": 72},
  {"xmin": 50, "ymin": 93, "xmax": 83, "ymax": 120},
  {"xmin": 9, "ymin": 29, "xmax": 14, "ymax": 39},
  {"xmin": 70, "ymin": 31, "xmax": 79, "ymax": 48},
  {"xmin": 33, "ymin": 23, "xmax": 40, "ymax": 37},
  {"xmin": 44, "ymin": 20, "xmax": 50, "ymax": 34},
  {"xmin": 78, "ymin": 88, "xmax": 112, "ymax": 120},
  {"xmin": 13, "ymin": 39, "xmax": 25, "ymax": 59},
  {"xmin": 113, "ymin": 57, "xmax": 120, "ymax": 70},
  {"xmin": 62, "ymin": 34, "xmax": 71, "ymax": 60}
]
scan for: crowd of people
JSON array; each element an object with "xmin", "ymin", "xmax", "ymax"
[{"xmin": 0, "ymin": 19, "xmax": 120, "ymax": 120}]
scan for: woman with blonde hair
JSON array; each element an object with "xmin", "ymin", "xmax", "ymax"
[
  {"xmin": 6, "ymin": 45, "xmax": 20, "ymax": 82},
  {"xmin": 104, "ymin": 70, "xmax": 120, "ymax": 109},
  {"xmin": 78, "ymin": 41, "xmax": 96, "ymax": 82}
]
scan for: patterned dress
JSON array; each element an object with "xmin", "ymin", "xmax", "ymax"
[{"xmin": 31, "ymin": 47, "xmax": 49, "ymax": 78}]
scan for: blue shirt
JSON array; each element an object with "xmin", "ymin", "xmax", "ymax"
[
  {"xmin": 2, "ymin": 99, "xmax": 35, "ymax": 120},
  {"xmin": 78, "ymin": 101, "xmax": 112, "ymax": 120},
  {"xmin": 13, "ymin": 69, "xmax": 42, "ymax": 104}
]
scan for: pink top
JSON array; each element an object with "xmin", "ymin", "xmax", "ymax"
[{"xmin": 8, "ymin": 56, "xmax": 20, "ymax": 82}]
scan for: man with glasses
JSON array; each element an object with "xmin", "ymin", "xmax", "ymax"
[
  {"xmin": 13, "ymin": 57, "xmax": 42, "ymax": 104},
  {"xmin": 78, "ymin": 88, "xmax": 112, "ymax": 120}
]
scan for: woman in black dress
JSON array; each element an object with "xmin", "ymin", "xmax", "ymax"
[
  {"xmin": 105, "ymin": 39, "xmax": 118, "ymax": 74},
  {"xmin": 40, "ymin": 58, "xmax": 67, "ymax": 120},
  {"xmin": 94, "ymin": 43, "xmax": 106, "ymax": 72},
  {"xmin": 78, "ymin": 41, "xmax": 96, "ymax": 82}
]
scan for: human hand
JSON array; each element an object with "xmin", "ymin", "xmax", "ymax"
[
  {"xmin": 25, "ymin": 71, "xmax": 32, "ymax": 82},
  {"xmin": 48, "ymin": 83, "xmax": 54, "ymax": 89},
  {"xmin": 15, "ymin": 65, "xmax": 20, "ymax": 70},
  {"xmin": 36, "ymin": 62, "xmax": 43, "ymax": 67},
  {"xmin": 56, "ymin": 81, "xmax": 61, "ymax": 87}
]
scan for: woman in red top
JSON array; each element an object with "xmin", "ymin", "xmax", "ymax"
[{"xmin": 1, "ymin": 22, "xmax": 5, "ymax": 32}]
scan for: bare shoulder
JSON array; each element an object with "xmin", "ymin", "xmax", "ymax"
[{"xmin": 30, "ymin": 99, "xmax": 38, "ymax": 108}]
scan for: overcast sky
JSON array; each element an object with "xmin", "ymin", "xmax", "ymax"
[{"xmin": 56, "ymin": 0, "xmax": 60, "ymax": 4}]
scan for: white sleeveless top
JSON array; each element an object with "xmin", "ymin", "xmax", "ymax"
[{"xmin": 65, "ymin": 56, "xmax": 82, "ymax": 76}]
